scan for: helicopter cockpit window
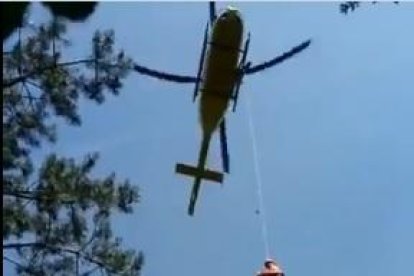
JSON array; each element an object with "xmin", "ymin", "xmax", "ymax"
[{"xmin": 220, "ymin": 12, "xmax": 229, "ymax": 20}]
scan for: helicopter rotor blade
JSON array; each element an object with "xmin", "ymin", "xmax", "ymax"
[
  {"xmin": 209, "ymin": 1, "xmax": 216, "ymax": 25},
  {"xmin": 133, "ymin": 63, "xmax": 198, "ymax": 83},
  {"xmin": 193, "ymin": 23, "xmax": 209, "ymax": 101},
  {"xmin": 232, "ymin": 32, "xmax": 251, "ymax": 112},
  {"xmin": 240, "ymin": 33, "xmax": 251, "ymax": 68},
  {"xmin": 244, "ymin": 39, "xmax": 311, "ymax": 75},
  {"xmin": 219, "ymin": 119, "xmax": 230, "ymax": 173}
]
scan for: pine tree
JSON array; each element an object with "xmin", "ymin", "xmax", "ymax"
[{"xmin": 3, "ymin": 10, "xmax": 143, "ymax": 276}]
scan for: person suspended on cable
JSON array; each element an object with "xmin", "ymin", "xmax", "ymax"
[{"xmin": 256, "ymin": 258, "xmax": 284, "ymax": 276}]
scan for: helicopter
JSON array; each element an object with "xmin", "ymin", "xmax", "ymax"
[{"xmin": 133, "ymin": 2, "xmax": 311, "ymax": 216}]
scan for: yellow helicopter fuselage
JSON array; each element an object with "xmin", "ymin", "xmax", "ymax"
[
  {"xmin": 199, "ymin": 10, "xmax": 243, "ymax": 137},
  {"xmin": 176, "ymin": 8, "xmax": 244, "ymax": 215}
]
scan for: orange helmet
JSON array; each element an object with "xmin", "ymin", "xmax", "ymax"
[
  {"xmin": 263, "ymin": 258, "xmax": 274, "ymax": 269},
  {"xmin": 264, "ymin": 258, "xmax": 276, "ymax": 265}
]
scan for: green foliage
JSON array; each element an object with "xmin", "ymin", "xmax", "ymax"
[
  {"xmin": 340, "ymin": 1, "xmax": 399, "ymax": 14},
  {"xmin": 2, "ymin": 2, "xmax": 98, "ymax": 41},
  {"xmin": 41, "ymin": 2, "xmax": 98, "ymax": 22},
  {"xmin": 3, "ymin": 14, "xmax": 142, "ymax": 276},
  {"xmin": 339, "ymin": 1, "xmax": 361, "ymax": 14}
]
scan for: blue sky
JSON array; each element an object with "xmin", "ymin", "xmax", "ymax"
[{"xmin": 4, "ymin": 2, "xmax": 414, "ymax": 276}]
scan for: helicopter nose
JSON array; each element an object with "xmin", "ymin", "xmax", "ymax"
[
  {"xmin": 219, "ymin": 11, "xmax": 230, "ymax": 20},
  {"xmin": 220, "ymin": 10, "xmax": 242, "ymax": 24}
]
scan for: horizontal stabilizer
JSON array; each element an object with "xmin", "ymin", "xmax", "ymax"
[{"xmin": 176, "ymin": 163, "xmax": 223, "ymax": 183}]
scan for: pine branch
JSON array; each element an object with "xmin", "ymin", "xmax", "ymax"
[
  {"xmin": 22, "ymin": 82, "xmax": 38, "ymax": 112},
  {"xmin": 4, "ymin": 242, "xmax": 117, "ymax": 274},
  {"xmin": 4, "ymin": 255, "xmax": 25, "ymax": 268},
  {"xmin": 3, "ymin": 59, "xmax": 95, "ymax": 88},
  {"xmin": 3, "ymin": 255, "xmax": 35, "ymax": 274},
  {"xmin": 3, "ymin": 190, "xmax": 76, "ymax": 205},
  {"xmin": 4, "ymin": 242, "xmax": 43, "ymax": 249},
  {"xmin": 82, "ymin": 264, "xmax": 101, "ymax": 276}
]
